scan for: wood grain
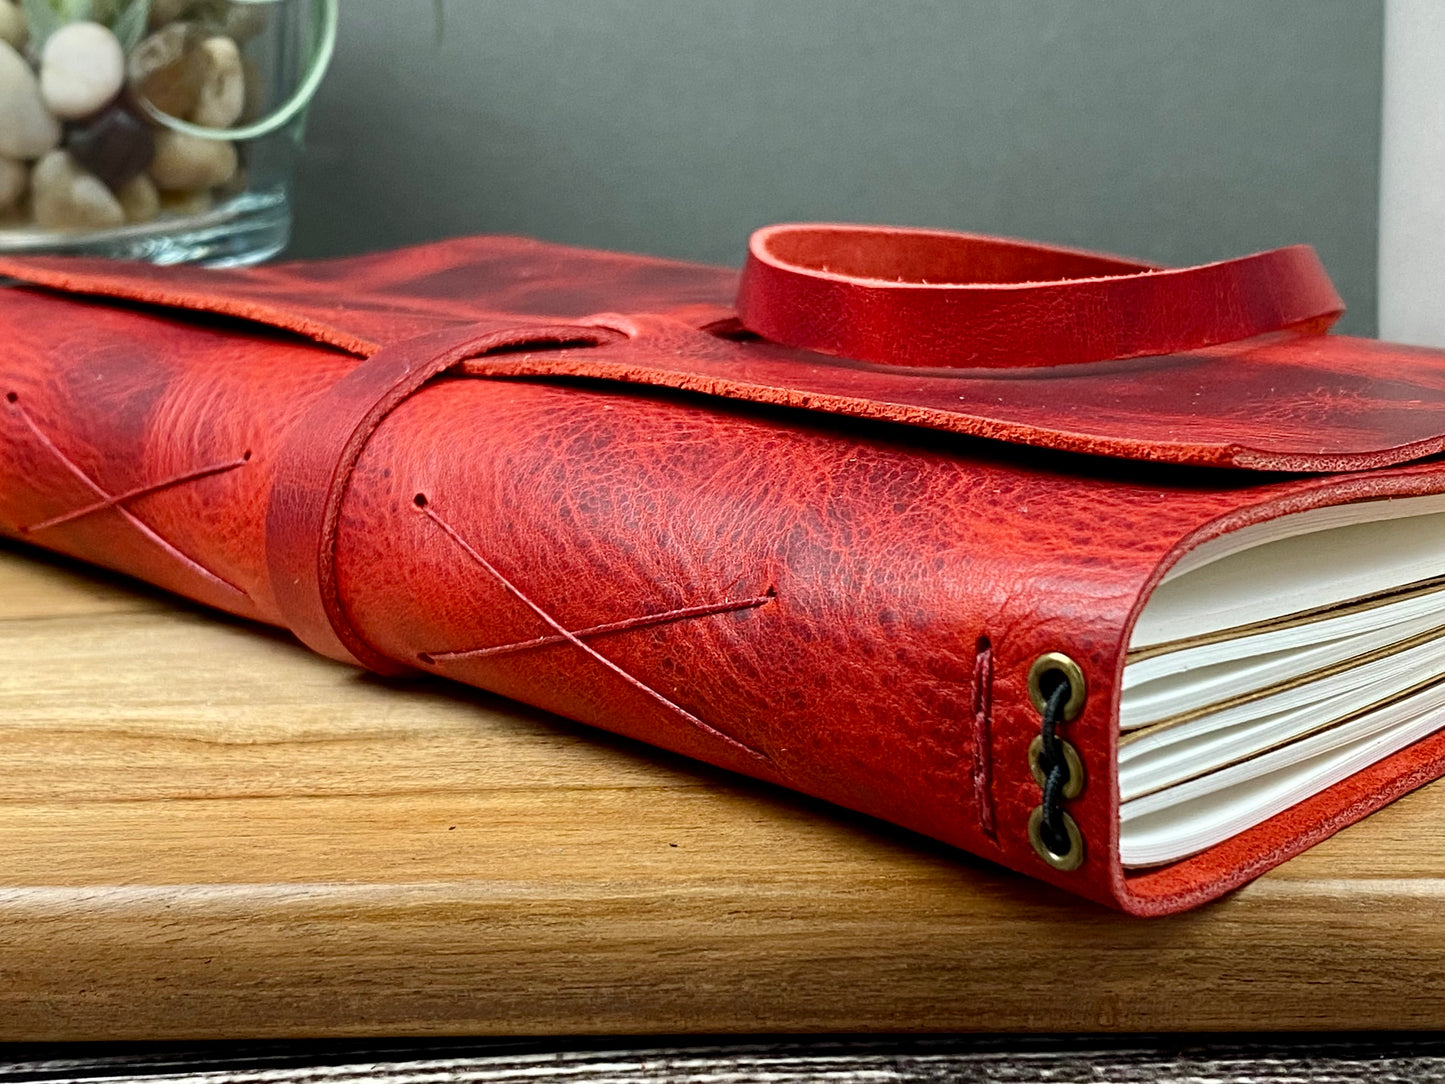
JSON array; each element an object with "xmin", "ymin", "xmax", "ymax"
[{"xmin": 0, "ymin": 540, "xmax": 1441, "ymax": 1041}]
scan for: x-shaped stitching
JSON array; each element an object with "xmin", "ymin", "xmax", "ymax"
[
  {"xmin": 413, "ymin": 492, "xmax": 771, "ymax": 763},
  {"xmin": 6, "ymin": 391, "xmax": 250, "ymax": 599}
]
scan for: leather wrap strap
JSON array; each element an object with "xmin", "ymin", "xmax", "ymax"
[
  {"xmin": 266, "ymin": 320, "xmax": 564, "ymax": 673},
  {"xmin": 736, "ymin": 223, "xmax": 1345, "ymax": 369}
]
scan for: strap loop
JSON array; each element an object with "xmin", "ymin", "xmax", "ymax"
[
  {"xmin": 265, "ymin": 319, "xmax": 616, "ymax": 673},
  {"xmin": 736, "ymin": 223, "xmax": 1344, "ymax": 369}
]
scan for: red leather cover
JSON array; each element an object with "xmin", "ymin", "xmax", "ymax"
[{"xmin": 0, "ymin": 232, "xmax": 1440, "ymax": 914}]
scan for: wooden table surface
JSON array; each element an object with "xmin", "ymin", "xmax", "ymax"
[{"xmin": 0, "ymin": 540, "xmax": 1441, "ymax": 1042}]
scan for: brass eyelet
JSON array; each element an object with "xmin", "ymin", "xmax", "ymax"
[
  {"xmin": 1028, "ymin": 734, "xmax": 1086, "ymax": 799},
  {"xmin": 1028, "ymin": 806, "xmax": 1085, "ymax": 871},
  {"xmin": 1027, "ymin": 651, "xmax": 1086, "ymax": 721}
]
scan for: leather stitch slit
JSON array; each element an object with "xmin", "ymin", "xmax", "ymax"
[
  {"xmin": 972, "ymin": 635, "xmax": 997, "ymax": 841},
  {"xmin": 418, "ymin": 593, "xmax": 775, "ymax": 664}
]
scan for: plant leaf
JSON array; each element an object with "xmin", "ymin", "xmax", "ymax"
[
  {"xmin": 110, "ymin": 0, "xmax": 151, "ymax": 50},
  {"xmin": 17, "ymin": 0, "xmax": 62, "ymax": 53},
  {"xmin": 58, "ymin": 0, "xmax": 93, "ymax": 24}
]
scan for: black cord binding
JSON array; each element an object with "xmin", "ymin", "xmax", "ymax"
[{"xmin": 1037, "ymin": 677, "xmax": 1074, "ymax": 856}]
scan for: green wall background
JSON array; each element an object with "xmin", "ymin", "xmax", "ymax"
[{"xmin": 291, "ymin": 0, "xmax": 1384, "ymax": 334}]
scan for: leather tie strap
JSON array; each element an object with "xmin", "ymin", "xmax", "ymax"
[
  {"xmin": 265, "ymin": 318, "xmax": 616, "ymax": 673},
  {"xmin": 736, "ymin": 223, "xmax": 1345, "ymax": 369}
]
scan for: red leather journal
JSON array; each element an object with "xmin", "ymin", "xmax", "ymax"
[{"xmin": 0, "ymin": 225, "xmax": 1440, "ymax": 914}]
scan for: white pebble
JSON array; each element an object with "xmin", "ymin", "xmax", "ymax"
[
  {"xmin": 0, "ymin": 41, "xmax": 60, "ymax": 159},
  {"xmin": 0, "ymin": 1, "xmax": 26, "ymax": 51},
  {"xmin": 41, "ymin": 21, "xmax": 126, "ymax": 120},
  {"xmin": 192, "ymin": 36, "xmax": 244, "ymax": 128},
  {"xmin": 0, "ymin": 154, "xmax": 25, "ymax": 210},
  {"xmin": 148, "ymin": 129, "xmax": 237, "ymax": 190},
  {"xmin": 31, "ymin": 149, "xmax": 125, "ymax": 230}
]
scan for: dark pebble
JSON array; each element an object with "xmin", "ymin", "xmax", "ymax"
[{"xmin": 65, "ymin": 104, "xmax": 156, "ymax": 191}]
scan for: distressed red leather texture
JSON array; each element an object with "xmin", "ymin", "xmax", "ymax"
[{"xmin": 0, "ymin": 226, "xmax": 1441, "ymax": 915}]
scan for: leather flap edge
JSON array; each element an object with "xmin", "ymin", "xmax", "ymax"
[{"xmin": 3, "ymin": 242, "xmax": 1442, "ymax": 473}]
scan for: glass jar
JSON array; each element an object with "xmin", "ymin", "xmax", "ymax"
[{"xmin": 0, "ymin": 0, "xmax": 335, "ymax": 266}]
